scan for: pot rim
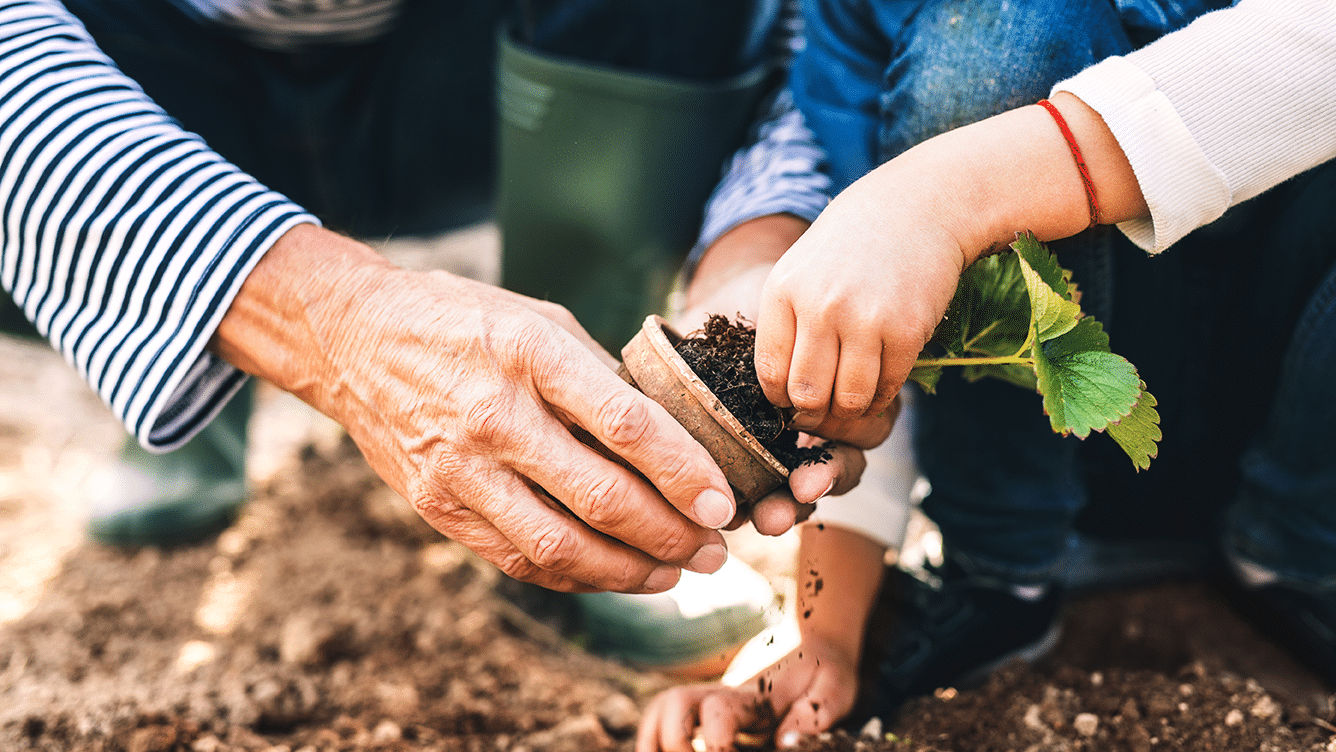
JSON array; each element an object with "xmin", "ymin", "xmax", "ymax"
[{"xmin": 640, "ymin": 315, "xmax": 789, "ymax": 480}]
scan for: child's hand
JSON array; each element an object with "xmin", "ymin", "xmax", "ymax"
[
  {"xmin": 755, "ymin": 172, "xmax": 967, "ymax": 427},
  {"xmin": 635, "ymin": 638, "xmax": 860, "ymax": 752},
  {"xmin": 754, "ymin": 97, "xmax": 1137, "ymax": 424},
  {"xmin": 683, "ymin": 215, "xmax": 899, "ymax": 538}
]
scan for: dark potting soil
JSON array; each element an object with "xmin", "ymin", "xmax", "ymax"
[{"xmin": 674, "ymin": 314, "xmax": 831, "ymax": 470}]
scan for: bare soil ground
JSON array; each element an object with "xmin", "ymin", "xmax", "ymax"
[{"xmin": 1, "ymin": 227, "xmax": 1333, "ymax": 752}]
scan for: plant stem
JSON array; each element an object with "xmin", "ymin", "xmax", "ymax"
[{"xmin": 912, "ymin": 355, "xmax": 1034, "ymax": 368}]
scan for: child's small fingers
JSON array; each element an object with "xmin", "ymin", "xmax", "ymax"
[
  {"xmin": 830, "ymin": 336, "xmax": 884, "ymax": 419},
  {"xmin": 869, "ymin": 341, "xmax": 911, "ymax": 418},
  {"xmin": 697, "ymin": 692, "xmax": 753, "ymax": 752},
  {"xmin": 635, "ymin": 689, "xmax": 702, "ymax": 752},
  {"xmin": 786, "ymin": 327, "xmax": 839, "ymax": 418},
  {"xmin": 756, "ymin": 294, "xmax": 798, "ymax": 409}
]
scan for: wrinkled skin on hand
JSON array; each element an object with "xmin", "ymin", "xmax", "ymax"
[{"xmin": 215, "ymin": 225, "xmax": 736, "ymax": 593}]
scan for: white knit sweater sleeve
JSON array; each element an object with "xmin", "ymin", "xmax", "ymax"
[{"xmin": 1053, "ymin": 0, "xmax": 1336, "ymax": 252}]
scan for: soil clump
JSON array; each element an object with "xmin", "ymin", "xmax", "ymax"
[{"xmin": 675, "ymin": 314, "xmax": 831, "ymax": 470}]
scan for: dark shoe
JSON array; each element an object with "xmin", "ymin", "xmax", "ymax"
[
  {"xmin": 88, "ymin": 383, "xmax": 252, "ymax": 548},
  {"xmin": 1221, "ymin": 560, "xmax": 1336, "ymax": 687},
  {"xmin": 865, "ymin": 562, "xmax": 1064, "ymax": 717}
]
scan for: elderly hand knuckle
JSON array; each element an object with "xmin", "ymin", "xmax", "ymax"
[
  {"xmin": 653, "ymin": 452, "xmax": 698, "ymax": 496},
  {"xmin": 651, "ymin": 524, "xmax": 695, "ymax": 562},
  {"xmin": 578, "ymin": 474, "xmax": 633, "ymax": 529},
  {"xmin": 595, "ymin": 391, "xmax": 652, "ymax": 449},
  {"xmin": 460, "ymin": 385, "xmax": 516, "ymax": 447},
  {"xmin": 528, "ymin": 525, "xmax": 580, "ymax": 573},
  {"xmin": 495, "ymin": 551, "xmax": 546, "ymax": 583}
]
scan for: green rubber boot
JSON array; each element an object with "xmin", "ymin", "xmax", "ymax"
[
  {"xmin": 87, "ymin": 381, "xmax": 253, "ymax": 548},
  {"xmin": 1, "ymin": 291, "xmax": 252, "ymax": 548},
  {"xmin": 495, "ymin": 30, "xmax": 772, "ymax": 350}
]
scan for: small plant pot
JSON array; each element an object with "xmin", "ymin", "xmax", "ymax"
[{"xmin": 618, "ymin": 315, "xmax": 788, "ymax": 505}]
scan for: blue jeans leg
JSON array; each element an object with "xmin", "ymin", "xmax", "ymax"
[
  {"xmin": 789, "ymin": 0, "xmax": 1231, "ymax": 580},
  {"xmin": 922, "ymin": 161, "xmax": 1336, "ymax": 586},
  {"xmin": 1224, "ymin": 256, "xmax": 1336, "ymax": 588}
]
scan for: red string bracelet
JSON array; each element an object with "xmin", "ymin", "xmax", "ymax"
[{"xmin": 1037, "ymin": 98, "xmax": 1101, "ymax": 230}]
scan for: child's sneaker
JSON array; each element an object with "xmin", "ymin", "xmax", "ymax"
[
  {"xmin": 1222, "ymin": 555, "xmax": 1336, "ymax": 687},
  {"xmin": 865, "ymin": 561, "xmax": 1065, "ymax": 717}
]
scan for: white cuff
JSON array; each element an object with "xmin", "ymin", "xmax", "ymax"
[{"xmin": 1054, "ymin": 57, "xmax": 1229, "ymax": 253}]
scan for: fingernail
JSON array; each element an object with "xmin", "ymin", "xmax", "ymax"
[
  {"xmin": 686, "ymin": 543, "xmax": 727, "ymax": 574},
  {"xmin": 692, "ymin": 489, "xmax": 734, "ymax": 529},
  {"xmin": 780, "ymin": 731, "xmax": 800, "ymax": 748},
  {"xmin": 642, "ymin": 564, "xmax": 680, "ymax": 593},
  {"xmin": 817, "ymin": 479, "xmax": 836, "ymax": 500}
]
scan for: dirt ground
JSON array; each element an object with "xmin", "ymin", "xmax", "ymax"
[{"xmin": 2, "ymin": 226, "xmax": 1334, "ymax": 752}]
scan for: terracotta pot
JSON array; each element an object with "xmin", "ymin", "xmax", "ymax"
[{"xmin": 618, "ymin": 315, "xmax": 788, "ymax": 505}]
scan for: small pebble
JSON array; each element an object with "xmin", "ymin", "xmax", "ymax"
[{"xmin": 1073, "ymin": 713, "xmax": 1099, "ymax": 737}]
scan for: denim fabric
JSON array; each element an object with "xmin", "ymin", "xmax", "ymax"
[
  {"xmin": 791, "ymin": 0, "xmax": 1229, "ymax": 193},
  {"xmin": 793, "ymin": 0, "xmax": 1336, "ymax": 587},
  {"xmin": 1224, "ymin": 205, "xmax": 1336, "ymax": 589},
  {"xmin": 62, "ymin": 0, "xmax": 768, "ymax": 238}
]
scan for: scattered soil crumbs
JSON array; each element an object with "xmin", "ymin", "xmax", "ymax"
[
  {"xmin": 2, "ymin": 433, "xmax": 1332, "ymax": 752},
  {"xmin": 675, "ymin": 314, "xmax": 831, "ymax": 470}
]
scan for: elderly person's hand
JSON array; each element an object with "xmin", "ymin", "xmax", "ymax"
[
  {"xmin": 212, "ymin": 223, "xmax": 738, "ymax": 593},
  {"xmin": 682, "ymin": 215, "xmax": 891, "ymax": 536}
]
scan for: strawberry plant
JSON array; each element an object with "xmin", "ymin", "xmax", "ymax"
[{"xmin": 909, "ymin": 232, "xmax": 1160, "ymax": 470}]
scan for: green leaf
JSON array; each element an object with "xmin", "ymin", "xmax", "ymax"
[
  {"xmin": 908, "ymin": 232, "xmax": 1160, "ymax": 468},
  {"xmin": 925, "ymin": 252, "xmax": 1030, "ymax": 360},
  {"xmin": 1011, "ymin": 231, "xmax": 1073, "ymax": 300},
  {"xmin": 1033, "ymin": 318, "xmax": 1140, "ymax": 438},
  {"xmin": 1106, "ymin": 382, "xmax": 1161, "ymax": 471},
  {"xmin": 907, "ymin": 363, "xmax": 943, "ymax": 394},
  {"xmin": 1016, "ymin": 243, "xmax": 1081, "ymax": 344},
  {"xmin": 962, "ymin": 361, "xmax": 1037, "ymax": 391}
]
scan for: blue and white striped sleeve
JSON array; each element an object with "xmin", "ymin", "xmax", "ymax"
[
  {"xmin": 0, "ymin": 1, "xmax": 317, "ymax": 452},
  {"xmin": 686, "ymin": 86, "xmax": 832, "ymax": 278}
]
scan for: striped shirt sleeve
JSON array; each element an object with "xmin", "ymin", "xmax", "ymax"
[
  {"xmin": 0, "ymin": 0, "xmax": 316, "ymax": 451},
  {"xmin": 686, "ymin": 86, "xmax": 832, "ymax": 278},
  {"xmin": 685, "ymin": 1, "xmax": 831, "ymax": 278}
]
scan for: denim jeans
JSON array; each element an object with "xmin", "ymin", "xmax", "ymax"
[
  {"xmin": 794, "ymin": 0, "xmax": 1336, "ymax": 589},
  {"xmin": 61, "ymin": 0, "xmax": 774, "ymax": 238}
]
